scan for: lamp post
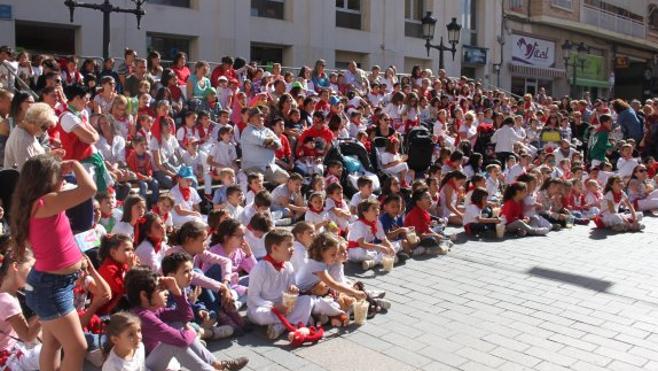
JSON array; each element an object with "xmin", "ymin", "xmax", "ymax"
[
  {"xmin": 562, "ymin": 40, "xmax": 589, "ymax": 98},
  {"xmin": 421, "ymin": 12, "xmax": 462, "ymax": 70},
  {"xmin": 64, "ymin": 0, "xmax": 146, "ymax": 59}
]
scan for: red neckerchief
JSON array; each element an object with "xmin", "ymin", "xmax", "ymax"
[
  {"xmin": 308, "ymin": 205, "xmax": 324, "ymax": 214},
  {"xmin": 264, "ymin": 254, "xmax": 284, "ymax": 271},
  {"xmin": 133, "ymin": 217, "xmax": 146, "ymax": 245},
  {"xmin": 359, "ymin": 218, "xmax": 377, "ymax": 236},
  {"xmin": 101, "ymin": 210, "xmax": 113, "ymax": 219},
  {"xmin": 179, "ymin": 186, "xmax": 191, "ymax": 201},
  {"xmin": 151, "ymin": 205, "xmax": 169, "ymax": 222},
  {"xmin": 151, "ymin": 238, "xmax": 163, "ymax": 253},
  {"xmin": 333, "ymin": 198, "xmax": 344, "ymax": 209},
  {"xmin": 612, "ymin": 191, "xmax": 622, "ymax": 203}
]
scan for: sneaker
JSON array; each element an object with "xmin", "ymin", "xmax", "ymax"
[
  {"xmin": 412, "ymin": 247, "xmax": 426, "ymax": 256},
  {"xmin": 574, "ymin": 218, "xmax": 590, "ymax": 225},
  {"xmin": 216, "ymin": 356, "xmax": 249, "ymax": 371},
  {"xmin": 362, "ymin": 260, "xmax": 375, "ymax": 270},
  {"xmin": 368, "ymin": 290, "xmax": 386, "ymax": 299},
  {"xmin": 516, "ymin": 229, "xmax": 528, "ymax": 237},
  {"xmin": 551, "ymin": 223, "xmax": 562, "ymax": 231},
  {"xmin": 210, "ymin": 325, "xmax": 234, "ymax": 340},
  {"xmin": 266, "ymin": 323, "xmax": 285, "ymax": 340},
  {"xmin": 376, "ymin": 298, "xmax": 392, "ymax": 310},
  {"xmin": 533, "ymin": 227, "xmax": 550, "ymax": 235},
  {"xmin": 440, "ymin": 240, "xmax": 454, "ymax": 250}
]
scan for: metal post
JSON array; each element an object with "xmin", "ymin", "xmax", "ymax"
[
  {"xmin": 438, "ymin": 37, "xmax": 445, "ymax": 71},
  {"xmin": 102, "ymin": 0, "xmax": 111, "ymax": 59}
]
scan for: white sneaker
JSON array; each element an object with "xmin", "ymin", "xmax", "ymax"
[
  {"xmin": 266, "ymin": 323, "xmax": 285, "ymax": 340},
  {"xmin": 376, "ymin": 298, "xmax": 392, "ymax": 310},
  {"xmin": 362, "ymin": 260, "xmax": 375, "ymax": 270},
  {"xmin": 210, "ymin": 325, "xmax": 234, "ymax": 340}
]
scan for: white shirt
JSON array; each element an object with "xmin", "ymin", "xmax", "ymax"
[
  {"xmin": 463, "ymin": 204, "xmax": 483, "ymax": 225},
  {"xmin": 97, "ymin": 136, "xmax": 126, "ymax": 165},
  {"xmin": 111, "ymin": 221, "xmax": 134, "ymax": 238},
  {"xmin": 149, "ymin": 136, "xmax": 181, "ymax": 168},
  {"xmin": 290, "ymin": 240, "xmax": 308, "ymax": 274},
  {"xmin": 324, "ymin": 197, "xmax": 350, "ymax": 229},
  {"xmin": 616, "ymin": 157, "xmax": 639, "ymax": 178},
  {"xmin": 347, "ymin": 219, "xmax": 386, "ymax": 244},
  {"xmin": 245, "ymin": 228, "xmax": 266, "ymax": 259},
  {"xmin": 209, "ymin": 141, "xmax": 237, "ymax": 168},
  {"xmin": 491, "ymin": 125, "xmax": 524, "ymax": 153},
  {"xmin": 304, "ymin": 209, "xmax": 326, "ymax": 228},
  {"xmin": 295, "ymin": 259, "xmax": 328, "ymax": 292},
  {"xmin": 505, "ymin": 164, "xmax": 526, "ymax": 184},
  {"xmin": 247, "ymin": 260, "xmax": 295, "ymax": 311},
  {"xmin": 225, "ymin": 202, "xmax": 244, "ymax": 220},
  {"xmin": 171, "ymin": 184, "xmax": 201, "ymax": 217},
  {"xmin": 102, "ymin": 343, "xmax": 146, "ymax": 371},
  {"xmin": 349, "ymin": 192, "xmax": 377, "ymax": 210}
]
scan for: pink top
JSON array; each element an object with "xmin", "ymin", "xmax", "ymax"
[{"xmin": 29, "ymin": 198, "xmax": 82, "ymax": 272}]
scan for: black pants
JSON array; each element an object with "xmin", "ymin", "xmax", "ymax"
[{"xmin": 496, "ymin": 152, "xmax": 516, "ymax": 169}]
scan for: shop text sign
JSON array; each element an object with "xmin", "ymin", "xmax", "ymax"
[{"xmin": 511, "ymin": 34, "xmax": 555, "ymax": 67}]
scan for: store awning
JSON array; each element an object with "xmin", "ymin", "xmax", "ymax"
[
  {"xmin": 508, "ymin": 63, "xmax": 566, "ymax": 79},
  {"xmin": 574, "ymin": 77, "xmax": 609, "ymax": 88}
]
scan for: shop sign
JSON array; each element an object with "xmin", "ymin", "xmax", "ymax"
[
  {"xmin": 462, "ymin": 45, "xmax": 487, "ymax": 65},
  {"xmin": 570, "ymin": 54, "xmax": 605, "ymax": 80},
  {"xmin": 614, "ymin": 55, "xmax": 629, "ymax": 69},
  {"xmin": 511, "ymin": 34, "xmax": 555, "ymax": 67}
]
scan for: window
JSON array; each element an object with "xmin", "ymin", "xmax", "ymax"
[
  {"xmin": 251, "ymin": 44, "xmax": 284, "ymax": 65},
  {"xmin": 147, "ymin": 33, "xmax": 191, "ymax": 61},
  {"xmin": 146, "ymin": 0, "xmax": 190, "ymax": 8},
  {"xmin": 336, "ymin": 0, "xmax": 361, "ymax": 30},
  {"xmin": 508, "ymin": 0, "xmax": 524, "ymax": 12},
  {"xmin": 15, "ymin": 21, "xmax": 76, "ymax": 55},
  {"xmin": 550, "ymin": 0, "xmax": 572, "ymax": 10},
  {"xmin": 251, "ymin": 0, "xmax": 285, "ymax": 19},
  {"xmin": 405, "ymin": 0, "xmax": 424, "ymax": 38},
  {"xmin": 649, "ymin": 4, "xmax": 658, "ymax": 31},
  {"xmin": 462, "ymin": 0, "xmax": 478, "ymax": 45}
]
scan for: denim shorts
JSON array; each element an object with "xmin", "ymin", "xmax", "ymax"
[{"xmin": 24, "ymin": 269, "xmax": 78, "ymax": 321}]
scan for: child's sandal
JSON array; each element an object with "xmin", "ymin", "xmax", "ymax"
[{"xmin": 329, "ymin": 313, "xmax": 349, "ymax": 327}]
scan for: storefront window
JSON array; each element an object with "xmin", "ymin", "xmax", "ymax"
[{"xmin": 511, "ymin": 77, "xmax": 553, "ymax": 97}]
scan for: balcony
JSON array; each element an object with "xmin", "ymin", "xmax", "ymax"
[{"xmin": 581, "ymin": 3, "xmax": 645, "ymax": 39}]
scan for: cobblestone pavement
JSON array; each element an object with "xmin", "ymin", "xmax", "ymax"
[{"xmin": 207, "ymin": 216, "xmax": 658, "ymax": 371}]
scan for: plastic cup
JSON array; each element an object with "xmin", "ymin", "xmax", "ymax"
[
  {"xmin": 282, "ymin": 292, "xmax": 298, "ymax": 310},
  {"xmin": 495, "ymin": 223, "xmax": 506, "ymax": 239},
  {"xmin": 381, "ymin": 255, "xmax": 395, "ymax": 272},
  {"xmin": 407, "ymin": 231, "xmax": 419, "ymax": 245},
  {"xmin": 353, "ymin": 300, "xmax": 369, "ymax": 325}
]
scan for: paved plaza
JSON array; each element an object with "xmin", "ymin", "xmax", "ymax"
[{"xmin": 206, "ymin": 216, "xmax": 658, "ymax": 371}]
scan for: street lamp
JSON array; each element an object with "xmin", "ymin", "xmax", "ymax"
[
  {"xmin": 421, "ymin": 12, "xmax": 462, "ymax": 70},
  {"xmin": 64, "ymin": 0, "xmax": 146, "ymax": 59},
  {"xmin": 562, "ymin": 40, "xmax": 589, "ymax": 97}
]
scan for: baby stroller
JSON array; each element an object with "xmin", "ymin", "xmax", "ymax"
[
  {"xmin": 404, "ymin": 126, "xmax": 434, "ymax": 175},
  {"xmin": 325, "ymin": 139, "xmax": 380, "ymax": 197}
]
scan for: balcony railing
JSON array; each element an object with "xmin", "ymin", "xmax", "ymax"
[{"xmin": 581, "ymin": 3, "xmax": 645, "ymax": 39}]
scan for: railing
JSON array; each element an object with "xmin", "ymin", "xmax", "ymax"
[{"xmin": 581, "ymin": 3, "xmax": 646, "ymax": 39}]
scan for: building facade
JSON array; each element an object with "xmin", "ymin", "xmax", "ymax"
[
  {"xmin": 0, "ymin": 0, "xmax": 469, "ymax": 77},
  {"xmin": 499, "ymin": 0, "xmax": 658, "ymax": 100}
]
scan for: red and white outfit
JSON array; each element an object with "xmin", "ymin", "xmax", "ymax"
[
  {"xmin": 170, "ymin": 184, "xmax": 205, "ymax": 227},
  {"xmin": 0, "ymin": 293, "xmax": 41, "ymax": 371},
  {"xmin": 324, "ymin": 197, "xmax": 350, "ymax": 231},
  {"xmin": 346, "ymin": 218, "xmax": 400, "ymax": 264},
  {"xmin": 58, "ymin": 107, "xmax": 94, "ymax": 161}
]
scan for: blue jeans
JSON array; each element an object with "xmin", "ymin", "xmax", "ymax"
[
  {"xmin": 153, "ymin": 171, "xmax": 173, "ymax": 189},
  {"xmin": 198, "ymin": 266, "xmax": 223, "ymax": 313},
  {"xmin": 25, "ymin": 269, "xmax": 78, "ymax": 321},
  {"xmin": 137, "ymin": 178, "xmax": 160, "ymax": 207}
]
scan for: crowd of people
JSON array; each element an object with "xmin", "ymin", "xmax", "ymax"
[{"xmin": 0, "ymin": 43, "xmax": 657, "ymax": 371}]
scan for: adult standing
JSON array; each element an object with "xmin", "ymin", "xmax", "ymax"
[
  {"xmin": 124, "ymin": 58, "xmax": 154, "ymax": 98},
  {"xmin": 491, "ymin": 116, "xmax": 524, "ymax": 168},
  {"xmin": 612, "ymin": 99, "xmax": 643, "ymax": 143},
  {"xmin": 241, "ymin": 107, "xmax": 288, "ymax": 185}
]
